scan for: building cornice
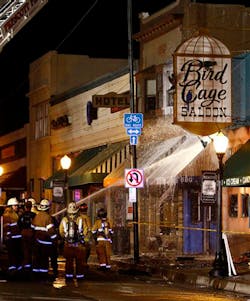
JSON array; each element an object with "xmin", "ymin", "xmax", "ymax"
[{"xmin": 133, "ymin": 14, "xmax": 183, "ymax": 43}]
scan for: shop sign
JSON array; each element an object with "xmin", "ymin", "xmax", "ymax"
[
  {"xmin": 92, "ymin": 92, "xmax": 130, "ymax": 108},
  {"xmin": 201, "ymin": 171, "xmax": 217, "ymax": 204},
  {"xmin": 52, "ymin": 180, "xmax": 64, "ymax": 204},
  {"xmin": 173, "ymin": 32, "xmax": 232, "ymax": 135}
]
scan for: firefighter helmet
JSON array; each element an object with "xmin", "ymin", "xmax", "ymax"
[
  {"xmin": 97, "ymin": 208, "xmax": 107, "ymax": 218},
  {"xmin": 79, "ymin": 202, "xmax": 88, "ymax": 211},
  {"xmin": 67, "ymin": 201, "xmax": 79, "ymax": 215},
  {"xmin": 38, "ymin": 199, "xmax": 50, "ymax": 211},
  {"xmin": 28, "ymin": 197, "xmax": 36, "ymax": 206},
  {"xmin": 7, "ymin": 197, "xmax": 19, "ymax": 206}
]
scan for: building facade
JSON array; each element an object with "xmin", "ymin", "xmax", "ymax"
[
  {"xmin": 18, "ymin": 1, "xmax": 250, "ymax": 259},
  {"xmin": 131, "ymin": 0, "xmax": 250, "ymax": 257}
]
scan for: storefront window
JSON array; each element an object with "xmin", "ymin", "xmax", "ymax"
[
  {"xmin": 229, "ymin": 194, "xmax": 238, "ymax": 217},
  {"xmin": 241, "ymin": 193, "xmax": 249, "ymax": 217}
]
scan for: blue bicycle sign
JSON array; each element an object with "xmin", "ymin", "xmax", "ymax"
[{"xmin": 124, "ymin": 113, "xmax": 143, "ymax": 128}]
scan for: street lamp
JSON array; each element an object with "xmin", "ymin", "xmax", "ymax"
[
  {"xmin": 60, "ymin": 155, "xmax": 71, "ymax": 206},
  {"xmin": 0, "ymin": 166, "xmax": 3, "ymax": 177},
  {"xmin": 209, "ymin": 131, "xmax": 228, "ymax": 278}
]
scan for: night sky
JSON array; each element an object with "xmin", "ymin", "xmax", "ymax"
[{"xmin": 0, "ymin": 0, "xmax": 248, "ymax": 135}]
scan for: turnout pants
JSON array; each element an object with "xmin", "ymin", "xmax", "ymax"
[
  {"xmin": 96, "ymin": 240, "xmax": 112, "ymax": 268},
  {"xmin": 63, "ymin": 243, "xmax": 86, "ymax": 280}
]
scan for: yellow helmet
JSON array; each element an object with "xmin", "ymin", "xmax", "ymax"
[
  {"xmin": 7, "ymin": 197, "xmax": 19, "ymax": 206},
  {"xmin": 38, "ymin": 199, "xmax": 50, "ymax": 211}
]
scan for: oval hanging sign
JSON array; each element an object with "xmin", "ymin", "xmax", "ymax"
[{"xmin": 173, "ymin": 30, "xmax": 232, "ymax": 135}]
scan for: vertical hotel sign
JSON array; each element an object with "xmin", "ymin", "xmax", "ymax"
[{"xmin": 173, "ymin": 31, "xmax": 232, "ymax": 136}]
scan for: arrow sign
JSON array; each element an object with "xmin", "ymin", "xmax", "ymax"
[
  {"xmin": 126, "ymin": 128, "xmax": 141, "ymax": 136},
  {"xmin": 130, "ymin": 136, "xmax": 138, "ymax": 145}
]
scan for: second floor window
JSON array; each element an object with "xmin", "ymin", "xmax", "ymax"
[
  {"xmin": 35, "ymin": 102, "xmax": 49, "ymax": 139},
  {"xmin": 136, "ymin": 62, "xmax": 174, "ymax": 117}
]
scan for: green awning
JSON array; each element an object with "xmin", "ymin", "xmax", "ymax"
[
  {"xmin": 44, "ymin": 170, "xmax": 65, "ymax": 189},
  {"xmin": 69, "ymin": 141, "xmax": 128, "ymax": 187},
  {"xmin": 68, "ymin": 172, "xmax": 108, "ymax": 187},
  {"xmin": 44, "ymin": 141, "xmax": 128, "ymax": 189},
  {"xmin": 223, "ymin": 139, "xmax": 250, "ymax": 186},
  {"xmin": 44, "ymin": 145, "xmax": 107, "ymax": 189}
]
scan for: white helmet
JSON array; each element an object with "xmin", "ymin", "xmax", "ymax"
[
  {"xmin": 38, "ymin": 199, "xmax": 50, "ymax": 211},
  {"xmin": 7, "ymin": 197, "xmax": 19, "ymax": 206},
  {"xmin": 67, "ymin": 201, "xmax": 79, "ymax": 215},
  {"xmin": 28, "ymin": 198, "xmax": 36, "ymax": 206}
]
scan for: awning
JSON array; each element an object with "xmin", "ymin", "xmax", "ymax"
[
  {"xmin": 69, "ymin": 141, "xmax": 128, "ymax": 187},
  {"xmin": 103, "ymin": 135, "xmax": 210, "ymax": 187},
  {"xmin": 44, "ymin": 145, "xmax": 107, "ymax": 189},
  {"xmin": 144, "ymin": 135, "xmax": 205, "ymax": 186},
  {"xmin": 45, "ymin": 141, "xmax": 129, "ymax": 189},
  {"xmin": 0, "ymin": 166, "xmax": 26, "ymax": 190},
  {"xmin": 223, "ymin": 139, "xmax": 250, "ymax": 187},
  {"xmin": 103, "ymin": 158, "xmax": 130, "ymax": 187},
  {"xmin": 68, "ymin": 172, "xmax": 107, "ymax": 187}
]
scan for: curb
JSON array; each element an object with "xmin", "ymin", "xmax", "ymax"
[
  {"xmin": 161, "ymin": 269, "xmax": 250, "ymax": 295},
  {"xmin": 112, "ymin": 258, "xmax": 250, "ymax": 296}
]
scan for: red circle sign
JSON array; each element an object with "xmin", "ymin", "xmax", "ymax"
[{"xmin": 125, "ymin": 169, "xmax": 143, "ymax": 188}]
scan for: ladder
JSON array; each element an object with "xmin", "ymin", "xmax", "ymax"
[{"xmin": 0, "ymin": 0, "xmax": 48, "ymax": 52}]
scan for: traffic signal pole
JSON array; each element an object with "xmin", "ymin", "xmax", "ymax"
[{"xmin": 127, "ymin": 0, "xmax": 139, "ymax": 264}]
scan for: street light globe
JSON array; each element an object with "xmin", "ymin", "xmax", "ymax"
[
  {"xmin": 60, "ymin": 155, "xmax": 71, "ymax": 170},
  {"xmin": 213, "ymin": 131, "xmax": 228, "ymax": 155},
  {"xmin": 0, "ymin": 166, "xmax": 3, "ymax": 176}
]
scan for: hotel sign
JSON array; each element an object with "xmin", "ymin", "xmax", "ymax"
[
  {"xmin": 173, "ymin": 32, "xmax": 232, "ymax": 135},
  {"xmin": 92, "ymin": 92, "xmax": 130, "ymax": 108}
]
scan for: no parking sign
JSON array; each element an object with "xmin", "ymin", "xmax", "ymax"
[{"xmin": 125, "ymin": 168, "xmax": 144, "ymax": 188}]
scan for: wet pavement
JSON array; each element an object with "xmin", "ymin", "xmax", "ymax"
[
  {"xmin": 110, "ymin": 254, "xmax": 250, "ymax": 296},
  {"xmin": 1, "ymin": 250, "xmax": 250, "ymax": 296}
]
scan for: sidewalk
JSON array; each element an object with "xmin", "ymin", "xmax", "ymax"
[{"xmin": 110, "ymin": 254, "xmax": 250, "ymax": 296}]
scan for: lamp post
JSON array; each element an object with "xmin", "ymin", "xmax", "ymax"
[
  {"xmin": 209, "ymin": 131, "xmax": 228, "ymax": 278},
  {"xmin": 60, "ymin": 155, "xmax": 71, "ymax": 206}
]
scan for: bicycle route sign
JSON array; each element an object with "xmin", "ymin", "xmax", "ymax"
[
  {"xmin": 125, "ymin": 168, "xmax": 144, "ymax": 188},
  {"xmin": 123, "ymin": 113, "xmax": 143, "ymax": 128},
  {"xmin": 124, "ymin": 113, "xmax": 143, "ymax": 146}
]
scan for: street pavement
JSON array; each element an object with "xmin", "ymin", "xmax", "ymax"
[
  {"xmin": 110, "ymin": 254, "xmax": 250, "ymax": 296},
  {"xmin": 1, "ymin": 249, "xmax": 250, "ymax": 296}
]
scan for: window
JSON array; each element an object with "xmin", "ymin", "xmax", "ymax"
[
  {"xmin": 241, "ymin": 193, "xmax": 249, "ymax": 217},
  {"xmin": 136, "ymin": 62, "xmax": 174, "ymax": 117},
  {"xmin": 229, "ymin": 194, "xmax": 238, "ymax": 217},
  {"xmin": 35, "ymin": 102, "xmax": 49, "ymax": 139},
  {"xmin": 145, "ymin": 79, "xmax": 156, "ymax": 112}
]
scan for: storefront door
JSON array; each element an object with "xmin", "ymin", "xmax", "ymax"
[{"xmin": 183, "ymin": 188, "xmax": 216, "ymax": 254}]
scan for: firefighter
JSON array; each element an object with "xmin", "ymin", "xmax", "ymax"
[
  {"xmin": 59, "ymin": 201, "xmax": 87, "ymax": 281},
  {"xmin": 31, "ymin": 199, "xmax": 57, "ymax": 281},
  {"xmin": 78, "ymin": 202, "xmax": 92, "ymax": 266},
  {"xmin": 18, "ymin": 200, "xmax": 36, "ymax": 276},
  {"xmin": 92, "ymin": 208, "xmax": 114, "ymax": 271},
  {"xmin": 28, "ymin": 197, "xmax": 39, "ymax": 214},
  {"xmin": 3, "ymin": 197, "xmax": 23, "ymax": 278}
]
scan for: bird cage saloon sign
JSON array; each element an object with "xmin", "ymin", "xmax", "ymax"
[{"xmin": 173, "ymin": 32, "xmax": 232, "ymax": 135}]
